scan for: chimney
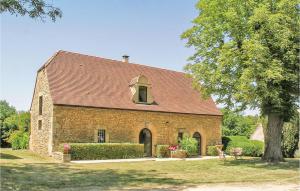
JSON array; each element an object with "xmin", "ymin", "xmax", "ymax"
[{"xmin": 122, "ymin": 55, "xmax": 129, "ymax": 63}]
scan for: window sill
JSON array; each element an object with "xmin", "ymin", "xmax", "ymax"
[{"xmin": 136, "ymin": 102, "xmax": 151, "ymax": 105}]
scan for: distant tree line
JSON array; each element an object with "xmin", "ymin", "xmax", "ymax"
[
  {"xmin": 0, "ymin": 100, "xmax": 30, "ymax": 148},
  {"xmin": 221, "ymin": 109, "xmax": 259, "ymax": 138}
]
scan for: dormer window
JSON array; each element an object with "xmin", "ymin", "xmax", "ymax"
[
  {"xmin": 129, "ymin": 75, "xmax": 154, "ymax": 105},
  {"xmin": 139, "ymin": 86, "xmax": 147, "ymax": 103}
]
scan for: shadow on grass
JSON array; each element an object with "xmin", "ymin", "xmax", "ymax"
[
  {"xmin": 0, "ymin": 153, "xmax": 22, "ymax": 159},
  {"xmin": 1, "ymin": 163, "xmax": 187, "ymax": 191},
  {"xmin": 222, "ymin": 158, "xmax": 299, "ymax": 171}
]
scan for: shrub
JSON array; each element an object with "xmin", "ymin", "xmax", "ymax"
[
  {"xmin": 180, "ymin": 136, "xmax": 198, "ymax": 157},
  {"xmin": 156, "ymin": 145, "xmax": 170, "ymax": 158},
  {"xmin": 222, "ymin": 136, "xmax": 264, "ymax": 157},
  {"xmin": 294, "ymin": 139, "xmax": 300, "ymax": 158},
  {"xmin": 222, "ymin": 136, "xmax": 248, "ymax": 149},
  {"xmin": 281, "ymin": 117, "xmax": 299, "ymax": 158},
  {"xmin": 207, "ymin": 146, "xmax": 218, "ymax": 156},
  {"xmin": 63, "ymin": 143, "xmax": 144, "ymax": 160},
  {"xmin": 294, "ymin": 150, "xmax": 300, "ymax": 158},
  {"xmin": 7, "ymin": 130, "xmax": 29, "ymax": 150}
]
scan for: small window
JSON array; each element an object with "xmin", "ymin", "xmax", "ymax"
[
  {"xmin": 178, "ymin": 132, "xmax": 183, "ymax": 143},
  {"xmin": 38, "ymin": 120, "xmax": 42, "ymax": 130},
  {"xmin": 39, "ymin": 96, "xmax": 43, "ymax": 115},
  {"xmin": 98, "ymin": 129, "xmax": 106, "ymax": 143},
  {"xmin": 138, "ymin": 86, "xmax": 147, "ymax": 103}
]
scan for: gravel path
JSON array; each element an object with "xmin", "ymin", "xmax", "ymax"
[{"xmin": 184, "ymin": 183, "xmax": 299, "ymax": 191}]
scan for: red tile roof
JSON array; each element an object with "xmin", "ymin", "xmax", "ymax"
[{"xmin": 43, "ymin": 50, "xmax": 222, "ymax": 116}]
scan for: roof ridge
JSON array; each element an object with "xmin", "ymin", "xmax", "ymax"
[
  {"xmin": 37, "ymin": 50, "xmax": 62, "ymax": 72},
  {"xmin": 58, "ymin": 50, "xmax": 186, "ymax": 75}
]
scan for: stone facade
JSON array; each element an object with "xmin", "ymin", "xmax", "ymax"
[
  {"xmin": 30, "ymin": 68, "xmax": 222, "ymax": 157},
  {"xmin": 30, "ymin": 68, "xmax": 54, "ymax": 156},
  {"xmin": 50, "ymin": 106, "xmax": 222, "ymax": 156}
]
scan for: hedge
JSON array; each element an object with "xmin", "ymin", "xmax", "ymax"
[
  {"xmin": 207, "ymin": 146, "xmax": 219, "ymax": 156},
  {"xmin": 63, "ymin": 143, "xmax": 144, "ymax": 160},
  {"xmin": 156, "ymin": 145, "xmax": 170, "ymax": 158},
  {"xmin": 222, "ymin": 136, "xmax": 264, "ymax": 157}
]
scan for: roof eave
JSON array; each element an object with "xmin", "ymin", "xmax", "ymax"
[{"xmin": 52, "ymin": 103, "xmax": 223, "ymax": 117}]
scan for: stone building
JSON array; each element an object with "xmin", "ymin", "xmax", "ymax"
[{"xmin": 29, "ymin": 50, "xmax": 222, "ymax": 157}]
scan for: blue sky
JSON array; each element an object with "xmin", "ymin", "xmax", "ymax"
[{"xmin": 0, "ymin": 0, "xmax": 258, "ymax": 115}]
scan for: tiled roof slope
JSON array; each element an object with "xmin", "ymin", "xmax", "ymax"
[{"xmin": 44, "ymin": 50, "xmax": 222, "ymax": 116}]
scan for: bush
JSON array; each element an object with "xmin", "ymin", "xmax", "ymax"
[
  {"xmin": 222, "ymin": 136, "xmax": 264, "ymax": 157},
  {"xmin": 281, "ymin": 117, "xmax": 299, "ymax": 158},
  {"xmin": 294, "ymin": 139, "xmax": 300, "ymax": 158},
  {"xmin": 180, "ymin": 136, "xmax": 198, "ymax": 157},
  {"xmin": 207, "ymin": 146, "xmax": 218, "ymax": 156},
  {"xmin": 7, "ymin": 130, "xmax": 29, "ymax": 149},
  {"xmin": 64, "ymin": 143, "xmax": 144, "ymax": 160},
  {"xmin": 294, "ymin": 150, "xmax": 300, "ymax": 158},
  {"xmin": 156, "ymin": 145, "xmax": 170, "ymax": 158}
]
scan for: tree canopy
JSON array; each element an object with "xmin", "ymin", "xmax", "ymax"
[
  {"xmin": 221, "ymin": 109, "xmax": 258, "ymax": 138},
  {"xmin": 0, "ymin": 100, "xmax": 30, "ymax": 147},
  {"xmin": 0, "ymin": 0, "xmax": 62, "ymax": 22},
  {"xmin": 182, "ymin": 0, "xmax": 299, "ymax": 162},
  {"xmin": 0, "ymin": 100, "xmax": 16, "ymax": 127},
  {"xmin": 182, "ymin": 0, "xmax": 299, "ymax": 119}
]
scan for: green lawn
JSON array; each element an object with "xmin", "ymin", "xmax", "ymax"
[{"xmin": 0, "ymin": 149, "xmax": 299, "ymax": 190}]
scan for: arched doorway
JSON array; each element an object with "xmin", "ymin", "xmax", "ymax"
[
  {"xmin": 193, "ymin": 132, "xmax": 201, "ymax": 155},
  {"xmin": 139, "ymin": 128, "xmax": 152, "ymax": 157}
]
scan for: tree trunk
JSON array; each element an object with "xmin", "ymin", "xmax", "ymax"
[{"xmin": 262, "ymin": 113, "xmax": 284, "ymax": 163}]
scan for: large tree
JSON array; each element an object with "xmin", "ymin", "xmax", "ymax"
[
  {"xmin": 0, "ymin": 0, "xmax": 62, "ymax": 21},
  {"xmin": 182, "ymin": 0, "xmax": 299, "ymax": 162}
]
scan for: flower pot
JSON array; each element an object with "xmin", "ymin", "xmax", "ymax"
[
  {"xmin": 63, "ymin": 154, "xmax": 71, "ymax": 162},
  {"xmin": 171, "ymin": 150, "xmax": 187, "ymax": 158}
]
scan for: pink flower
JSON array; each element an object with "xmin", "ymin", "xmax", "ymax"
[
  {"xmin": 63, "ymin": 144, "xmax": 70, "ymax": 154},
  {"xmin": 168, "ymin": 145, "xmax": 178, "ymax": 151}
]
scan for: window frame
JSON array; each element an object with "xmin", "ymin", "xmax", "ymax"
[
  {"xmin": 98, "ymin": 129, "xmax": 106, "ymax": 143},
  {"xmin": 38, "ymin": 120, "xmax": 42, "ymax": 130},
  {"xmin": 39, "ymin": 95, "xmax": 43, "ymax": 115},
  {"xmin": 178, "ymin": 132, "xmax": 183, "ymax": 143},
  {"xmin": 138, "ymin": 86, "xmax": 148, "ymax": 103}
]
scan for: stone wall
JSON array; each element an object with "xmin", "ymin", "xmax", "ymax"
[
  {"xmin": 29, "ymin": 68, "xmax": 53, "ymax": 156},
  {"xmin": 52, "ymin": 105, "xmax": 222, "ymax": 156},
  {"xmin": 29, "ymin": 69, "xmax": 222, "ymax": 157}
]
